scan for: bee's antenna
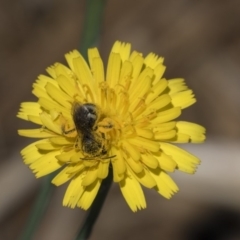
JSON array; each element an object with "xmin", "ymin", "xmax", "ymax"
[{"xmin": 80, "ymin": 155, "xmax": 116, "ymax": 160}]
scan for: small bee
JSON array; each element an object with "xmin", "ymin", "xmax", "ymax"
[{"xmin": 72, "ymin": 102, "xmax": 107, "ymax": 158}]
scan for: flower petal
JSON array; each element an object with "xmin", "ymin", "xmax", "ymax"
[
  {"xmin": 175, "ymin": 121, "xmax": 206, "ymax": 143},
  {"xmin": 122, "ymin": 141, "xmax": 140, "ymax": 161},
  {"xmin": 78, "ymin": 179, "xmax": 101, "ymax": 210},
  {"xmin": 145, "ymin": 78, "xmax": 168, "ymax": 104},
  {"xmin": 154, "ymin": 152, "xmax": 177, "ymax": 172},
  {"xmin": 82, "ymin": 166, "xmax": 99, "ymax": 186},
  {"xmin": 111, "ymin": 146, "xmax": 126, "ymax": 175},
  {"xmin": 18, "ymin": 129, "xmax": 57, "ymax": 138},
  {"xmin": 119, "ymin": 171, "xmax": 146, "ymax": 212},
  {"xmin": 150, "ymin": 169, "xmax": 179, "ymax": 198},
  {"xmin": 30, "ymin": 150, "xmax": 64, "ymax": 178},
  {"xmin": 171, "ymin": 90, "xmax": 196, "ymax": 109},
  {"xmin": 40, "ymin": 112, "xmax": 62, "ymax": 134},
  {"xmin": 160, "ymin": 142, "xmax": 200, "ymax": 173},
  {"xmin": 127, "ymin": 137, "xmax": 159, "ymax": 153},
  {"xmin": 98, "ymin": 161, "xmax": 110, "ymax": 179},
  {"xmin": 63, "ymin": 172, "xmax": 85, "ymax": 208},
  {"xmin": 107, "ymin": 52, "xmax": 121, "ymax": 88},
  {"xmin": 51, "ymin": 165, "xmax": 79, "ymax": 186},
  {"xmin": 141, "ymin": 154, "xmax": 159, "ymax": 169},
  {"xmin": 151, "ymin": 107, "xmax": 181, "ymax": 124},
  {"xmin": 128, "ymin": 166, "xmax": 156, "ymax": 188}
]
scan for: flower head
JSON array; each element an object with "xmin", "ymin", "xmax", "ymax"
[{"xmin": 18, "ymin": 41, "xmax": 206, "ymax": 211}]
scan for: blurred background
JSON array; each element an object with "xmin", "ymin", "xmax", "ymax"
[{"xmin": 0, "ymin": 0, "xmax": 240, "ymax": 239}]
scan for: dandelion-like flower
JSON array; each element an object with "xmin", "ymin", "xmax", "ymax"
[{"xmin": 18, "ymin": 41, "xmax": 206, "ymax": 211}]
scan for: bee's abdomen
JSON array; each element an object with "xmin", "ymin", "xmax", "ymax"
[{"xmin": 81, "ymin": 134, "xmax": 102, "ymax": 155}]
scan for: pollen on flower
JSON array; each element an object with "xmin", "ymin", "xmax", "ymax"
[{"xmin": 17, "ymin": 40, "xmax": 206, "ymax": 211}]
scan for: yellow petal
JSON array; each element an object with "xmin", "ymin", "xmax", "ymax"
[
  {"xmin": 152, "ymin": 64, "xmax": 166, "ymax": 85},
  {"xmin": 128, "ymin": 75, "xmax": 152, "ymax": 112},
  {"xmin": 155, "ymin": 152, "xmax": 177, "ymax": 172},
  {"xmin": 111, "ymin": 159, "xmax": 124, "ymax": 182},
  {"xmin": 45, "ymin": 82, "xmax": 72, "ymax": 108},
  {"xmin": 127, "ymin": 137, "xmax": 159, "ymax": 153},
  {"xmin": 17, "ymin": 102, "xmax": 42, "ymax": 119},
  {"xmin": 45, "ymin": 65, "xmax": 56, "ymax": 78},
  {"xmin": 144, "ymin": 53, "xmax": 164, "ymax": 69},
  {"xmin": 78, "ymin": 179, "xmax": 101, "ymax": 210},
  {"xmin": 40, "ymin": 112, "xmax": 62, "ymax": 134},
  {"xmin": 135, "ymin": 128, "xmax": 153, "ymax": 139},
  {"xmin": 111, "ymin": 146, "xmax": 126, "ymax": 175},
  {"xmin": 66, "ymin": 162, "xmax": 85, "ymax": 174},
  {"xmin": 30, "ymin": 150, "xmax": 64, "ymax": 178},
  {"xmin": 122, "ymin": 141, "xmax": 140, "ymax": 161},
  {"xmin": 53, "ymin": 63, "xmax": 73, "ymax": 78},
  {"xmin": 171, "ymin": 133, "xmax": 190, "ymax": 143},
  {"xmin": 160, "ymin": 142, "xmax": 200, "ymax": 173},
  {"xmin": 111, "ymin": 41, "xmax": 131, "ymax": 62},
  {"xmin": 119, "ymin": 171, "xmax": 146, "ymax": 212},
  {"xmin": 88, "ymin": 48, "xmax": 101, "ymax": 65},
  {"xmin": 70, "ymin": 151, "xmax": 85, "ymax": 163},
  {"xmin": 150, "ymin": 169, "xmax": 179, "ymax": 198},
  {"xmin": 129, "ymin": 67, "xmax": 153, "ymax": 103},
  {"xmin": 21, "ymin": 139, "xmax": 47, "ymax": 164},
  {"xmin": 55, "ymin": 149, "xmax": 76, "ymax": 162},
  {"xmin": 153, "ymin": 121, "xmax": 176, "ymax": 133},
  {"xmin": 56, "ymin": 75, "xmax": 78, "ymax": 97},
  {"xmin": 38, "ymin": 97, "xmax": 69, "ymax": 116},
  {"xmin": 151, "ymin": 107, "xmax": 181, "ymax": 124},
  {"xmin": 171, "ymin": 90, "xmax": 196, "ymax": 109},
  {"xmin": 98, "ymin": 161, "xmax": 110, "ymax": 179},
  {"xmin": 18, "ymin": 129, "xmax": 56, "ymax": 138},
  {"xmin": 21, "ymin": 139, "xmax": 43, "ymax": 155},
  {"xmin": 63, "ymin": 172, "xmax": 85, "ymax": 208},
  {"xmin": 35, "ymin": 74, "xmax": 56, "ymax": 87},
  {"xmin": 129, "ymin": 54, "xmax": 144, "ymax": 90},
  {"xmin": 175, "ymin": 121, "xmax": 206, "ymax": 143},
  {"xmin": 107, "ymin": 52, "xmax": 121, "ymax": 88},
  {"xmin": 90, "ymin": 57, "xmax": 104, "ymax": 93},
  {"xmin": 52, "ymin": 165, "xmax": 77, "ymax": 186},
  {"xmin": 141, "ymin": 154, "xmax": 159, "ymax": 169},
  {"xmin": 35, "ymin": 140, "xmax": 60, "ymax": 151},
  {"xmin": 119, "ymin": 60, "xmax": 133, "ymax": 86},
  {"xmin": 126, "ymin": 157, "xmax": 143, "ymax": 174},
  {"xmin": 145, "ymin": 79, "xmax": 168, "ymax": 104},
  {"xmin": 27, "ymin": 115, "xmax": 42, "ymax": 125},
  {"xmin": 147, "ymin": 94, "xmax": 171, "ymax": 112},
  {"xmin": 154, "ymin": 130, "xmax": 176, "ymax": 140},
  {"xmin": 73, "ymin": 56, "xmax": 94, "ymax": 86},
  {"xmin": 128, "ymin": 166, "xmax": 156, "ymax": 189},
  {"xmin": 168, "ymin": 78, "xmax": 188, "ymax": 94},
  {"xmin": 87, "ymin": 56, "xmax": 103, "ymax": 104},
  {"xmin": 49, "ymin": 136, "xmax": 74, "ymax": 145},
  {"xmin": 82, "ymin": 166, "xmax": 99, "ymax": 186},
  {"xmin": 65, "ymin": 49, "xmax": 81, "ymax": 72}
]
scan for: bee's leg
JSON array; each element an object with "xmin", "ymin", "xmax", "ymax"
[{"xmin": 62, "ymin": 125, "xmax": 76, "ymax": 135}]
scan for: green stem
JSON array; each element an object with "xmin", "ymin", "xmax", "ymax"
[
  {"xmin": 79, "ymin": 0, "xmax": 107, "ymax": 59},
  {"xmin": 19, "ymin": 174, "xmax": 54, "ymax": 240},
  {"xmin": 75, "ymin": 167, "xmax": 113, "ymax": 240}
]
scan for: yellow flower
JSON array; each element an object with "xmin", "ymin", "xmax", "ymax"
[{"xmin": 17, "ymin": 41, "xmax": 206, "ymax": 212}]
